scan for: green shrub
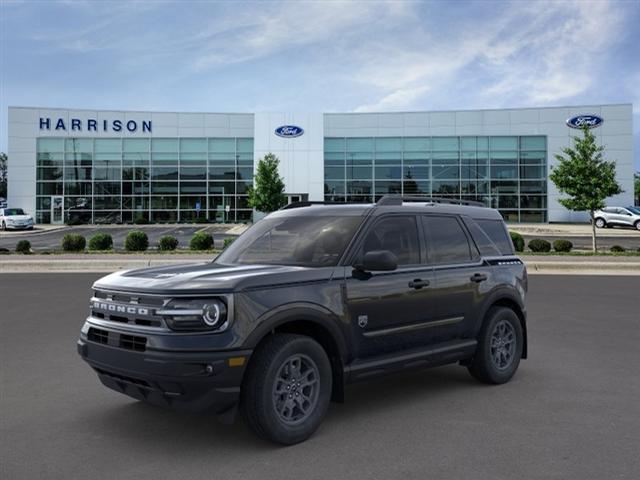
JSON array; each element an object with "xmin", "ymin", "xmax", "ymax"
[
  {"xmin": 528, "ymin": 238, "xmax": 551, "ymax": 253},
  {"xmin": 509, "ymin": 231, "xmax": 525, "ymax": 252},
  {"xmin": 125, "ymin": 230, "xmax": 149, "ymax": 251},
  {"xmin": 553, "ymin": 239, "xmax": 573, "ymax": 253},
  {"xmin": 190, "ymin": 231, "xmax": 214, "ymax": 250},
  {"xmin": 610, "ymin": 245, "xmax": 625, "ymax": 253},
  {"xmin": 134, "ymin": 216, "xmax": 149, "ymax": 225},
  {"xmin": 66, "ymin": 216, "xmax": 84, "ymax": 226},
  {"xmin": 62, "ymin": 233, "xmax": 86, "ymax": 252},
  {"xmin": 88, "ymin": 233, "xmax": 113, "ymax": 251},
  {"xmin": 223, "ymin": 237, "xmax": 235, "ymax": 249},
  {"xmin": 158, "ymin": 235, "xmax": 179, "ymax": 251},
  {"xmin": 15, "ymin": 240, "xmax": 31, "ymax": 254}
]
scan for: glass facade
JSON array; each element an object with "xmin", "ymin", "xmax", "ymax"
[
  {"xmin": 36, "ymin": 137, "xmax": 254, "ymax": 224},
  {"xmin": 324, "ymin": 136, "xmax": 547, "ymax": 222}
]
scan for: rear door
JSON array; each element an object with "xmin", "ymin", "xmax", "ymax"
[
  {"xmin": 344, "ymin": 214, "xmax": 437, "ymax": 359},
  {"xmin": 421, "ymin": 215, "xmax": 490, "ymax": 340}
]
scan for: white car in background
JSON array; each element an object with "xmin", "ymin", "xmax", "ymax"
[
  {"xmin": 594, "ymin": 206, "xmax": 640, "ymax": 230},
  {"xmin": 0, "ymin": 208, "xmax": 35, "ymax": 230}
]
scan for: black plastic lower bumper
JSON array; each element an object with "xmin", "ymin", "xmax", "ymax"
[{"xmin": 77, "ymin": 339, "xmax": 251, "ymax": 415}]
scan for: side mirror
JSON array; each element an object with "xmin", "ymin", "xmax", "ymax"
[{"xmin": 355, "ymin": 250, "xmax": 398, "ymax": 272}]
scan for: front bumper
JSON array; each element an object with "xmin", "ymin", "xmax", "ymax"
[{"xmin": 77, "ymin": 337, "xmax": 251, "ymax": 415}]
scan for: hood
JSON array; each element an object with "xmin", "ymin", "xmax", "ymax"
[
  {"xmin": 5, "ymin": 215, "xmax": 32, "ymax": 221},
  {"xmin": 93, "ymin": 261, "xmax": 335, "ymax": 295}
]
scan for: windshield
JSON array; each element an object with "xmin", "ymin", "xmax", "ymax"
[
  {"xmin": 215, "ymin": 215, "xmax": 363, "ymax": 267},
  {"xmin": 626, "ymin": 206, "xmax": 640, "ymax": 215},
  {"xmin": 4, "ymin": 208, "xmax": 25, "ymax": 216}
]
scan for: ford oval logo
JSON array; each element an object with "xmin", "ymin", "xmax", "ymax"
[
  {"xmin": 275, "ymin": 125, "xmax": 304, "ymax": 138},
  {"xmin": 566, "ymin": 114, "xmax": 603, "ymax": 129}
]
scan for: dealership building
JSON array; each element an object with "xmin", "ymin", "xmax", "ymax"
[{"xmin": 6, "ymin": 104, "xmax": 634, "ymax": 224}]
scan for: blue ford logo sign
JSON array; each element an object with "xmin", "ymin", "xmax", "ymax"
[
  {"xmin": 275, "ymin": 125, "xmax": 304, "ymax": 138},
  {"xmin": 566, "ymin": 114, "xmax": 603, "ymax": 129}
]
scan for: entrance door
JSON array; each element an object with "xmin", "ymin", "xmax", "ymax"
[{"xmin": 51, "ymin": 196, "xmax": 64, "ymax": 224}]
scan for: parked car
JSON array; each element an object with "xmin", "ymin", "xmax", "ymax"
[
  {"xmin": 0, "ymin": 207, "xmax": 34, "ymax": 230},
  {"xmin": 77, "ymin": 195, "xmax": 528, "ymax": 444},
  {"xmin": 594, "ymin": 206, "xmax": 640, "ymax": 230}
]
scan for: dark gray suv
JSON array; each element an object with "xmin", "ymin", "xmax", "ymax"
[{"xmin": 78, "ymin": 196, "xmax": 528, "ymax": 444}]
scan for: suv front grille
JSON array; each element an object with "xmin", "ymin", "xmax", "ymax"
[
  {"xmin": 90, "ymin": 290, "xmax": 166, "ymax": 329},
  {"xmin": 86, "ymin": 326, "xmax": 147, "ymax": 352}
]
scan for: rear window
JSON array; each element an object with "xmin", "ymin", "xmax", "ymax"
[
  {"xmin": 474, "ymin": 219, "xmax": 514, "ymax": 255},
  {"xmin": 422, "ymin": 215, "xmax": 475, "ymax": 265}
]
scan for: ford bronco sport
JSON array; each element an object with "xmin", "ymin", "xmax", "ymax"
[{"xmin": 78, "ymin": 196, "xmax": 528, "ymax": 445}]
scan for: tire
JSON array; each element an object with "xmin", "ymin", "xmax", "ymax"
[
  {"xmin": 1, "ymin": 221, "xmax": 5, "ymax": 231},
  {"xmin": 594, "ymin": 218, "xmax": 606, "ymax": 228},
  {"xmin": 468, "ymin": 307, "xmax": 523, "ymax": 384},
  {"xmin": 635, "ymin": 220, "xmax": 640, "ymax": 231},
  {"xmin": 241, "ymin": 333, "xmax": 332, "ymax": 445}
]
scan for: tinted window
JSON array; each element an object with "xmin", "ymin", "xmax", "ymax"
[
  {"xmin": 361, "ymin": 216, "xmax": 420, "ymax": 265},
  {"xmin": 423, "ymin": 216, "xmax": 473, "ymax": 264},
  {"xmin": 463, "ymin": 218, "xmax": 502, "ymax": 256},
  {"xmin": 475, "ymin": 219, "xmax": 514, "ymax": 255}
]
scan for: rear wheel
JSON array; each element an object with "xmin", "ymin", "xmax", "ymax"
[
  {"xmin": 1, "ymin": 221, "xmax": 5, "ymax": 231},
  {"xmin": 468, "ymin": 307, "xmax": 523, "ymax": 384},
  {"xmin": 635, "ymin": 220, "xmax": 640, "ymax": 231},
  {"xmin": 241, "ymin": 333, "xmax": 332, "ymax": 445},
  {"xmin": 594, "ymin": 218, "xmax": 606, "ymax": 228}
]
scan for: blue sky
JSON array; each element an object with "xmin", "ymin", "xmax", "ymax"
[{"xmin": 1, "ymin": 0, "xmax": 639, "ymax": 168}]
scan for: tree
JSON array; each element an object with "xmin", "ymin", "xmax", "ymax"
[
  {"xmin": 549, "ymin": 126, "xmax": 622, "ymax": 252},
  {"xmin": 635, "ymin": 172, "xmax": 640, "ymax": 205},
  {"xmin": 0, "ymin": 152, "xmax": 7, "ymax": 198},
  {"xmin": 247, "ymin": 153, "xmax": 287, "ymax": 213}
]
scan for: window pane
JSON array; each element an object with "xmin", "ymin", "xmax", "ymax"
[
  {"xmin": 180, "ymin": 138, "xmax": 207, "ymax": 153},
  {"xmin": 432, "ymin": 137, "xmax": 459, "ymax": 151},
  {"xmin": 209, "ymin": 138, "xmax": 235, "ymax": 153},
  {"xmin": 151, "ymin": 167, "xmax": 178, "ymax": 180},
  {"xmin": 324, "ymin": 181, "xmax": 345, "ymax": 195},
  {"xmin": 347, "ymin": 181, "xmax": 372, "ymax": 195},
  {"xmin": 324, "ymin": 138, "xmax": 345, "ymax": 152},
  {"xmin": 37, "ymin": 138, "xmax": 64, "ymax": 153},
  {"xmin": 65, "ymin": 138, "xmax": 92, "ymax": 152},
  {"xmin": 374, "ymin": 181, "xmax": 402, "ymax": 194},
  {"xmin": 324, "ymin": 152, "xmax": 345, "ymax": 166},
  {"xmin": 460, "ymin": 137, "xmax": 476, "ymax": 151},
  {"xmin": 490, "ymin": 137, "xmax": 518, "ymax": 150},
  {"xmin": 432, "ymin": 180, "xmax": 459, "ymax": 194},
  {"xmin": 180, "ymin": 167, "xmax": 207, "ymax": 180},
  {"xmin": 403, "ymin": 137, "xmax": 430, "ymax": 151},
  {"xmin": 236, "ymin": 138, "xmax": 254, "ymax": 153},
  {"xmin": 520, "ymin": 136, "xmax": 546, "ymax": 150},
  {"xmin": 325, "ymin": 166, "xmax": 344, "ymax": 180},
  {"xmin": 403, "ymin": 180, "xmax": 430, "ymax": 195},
  {"xmin": 362, "ymin": 216, "xmax": 420, "ymax": 265},
  {"xmin": 151, "ymin": 138, "xmax": 179, "ymax": 152},
  {"xmin": 424, "ymin": 216, "xmax": 472, "ymax": 264},
  {"xmin": 346, "ymin": 138, "xmax": 373, "ymax": 152},
  {"xmin": 491, "ymin": 165, "xmax": 518, "ymax": 179},
  {"xmin": 375, "ymin": 137, "xmax": 402, "ymax": 152},
  {"xmin": 374, "ymin": 166, "xmax": 399, "ymax": 180},
  {"xmin": 123, "ymin": 139, "xmax": 149, "ymax": 152},
  {"xmin": 403, "ymin": 166, "xmax": 429, "ymax": 179},
  {"xmin": 95, "ymin": 139, "xmax": 121, "ymax": 153}
]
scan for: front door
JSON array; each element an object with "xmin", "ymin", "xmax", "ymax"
[
  {"xmin": 344, "ymin": 215, "xmax": 437, "ymax": 358},
  {"xmin": 51, "ymin": 196, "xmax": 64, "ymax": 224}
]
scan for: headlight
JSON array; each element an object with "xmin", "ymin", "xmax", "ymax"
[{"xmin": 157, "ymin": 298, "xmax": 228, "ymax": 332}]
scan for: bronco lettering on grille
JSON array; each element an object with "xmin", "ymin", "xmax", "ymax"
[{"xmin": 92, "ymin": 301, "xmax": 149, "ymax": 316}]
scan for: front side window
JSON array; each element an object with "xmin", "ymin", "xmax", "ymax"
[
  {"xmin": 423, "ymin": 215, "xmax": 474, "ymax": 265},
  {"xmin": 360, "ymin": 216, "xmax": 420, "ymax": 266},
  {"xmin": 215, "ymin": 215, "xmax": 363, "ymax": 267}
]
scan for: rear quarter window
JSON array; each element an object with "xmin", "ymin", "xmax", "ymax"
[{"xmin": 474, "ymin": 219, "xmax": 514, "ymax": 255}]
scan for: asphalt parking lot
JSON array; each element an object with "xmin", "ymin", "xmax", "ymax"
[
  {"xmin": 0, "ymin": 225, "xmax": 236, "ymax": 251},
  {"xmin": 1, "ymin": 274, "xmax": 639, "ymax": 479}
]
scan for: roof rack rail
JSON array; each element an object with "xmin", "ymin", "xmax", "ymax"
[
  {"xmin": 280, "ymin": 201, "xmax": 345, "ymax": 210},
  {"xmin": 376, "ymin": 195, "xmax": 486, "ymax": 208}
]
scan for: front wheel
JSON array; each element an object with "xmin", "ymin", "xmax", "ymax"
[
  {"xmin": 635, "ymin": 220, "xmax": 640, "ymax": 231},
  {"xmin": 241, "ymin": 333, "xmax": 332, "ymax": 445},
  {"xmin": 594, "ymin": 218, "xmax": 606, "ymax": 228},
  {"xmin": 468, "ymin": 307, "xmax": 523, "ymax": 384},
  {"xmin": 1, "ymin": 221, "xmax": 5, "ymax": 231}
]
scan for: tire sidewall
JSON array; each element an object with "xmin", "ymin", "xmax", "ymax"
[
  {"xmin": 595, "ymin": 218, "xmax": 605, "ymax": 228},
  {"xmin": 257, "ymin": 337, "xmax": 332, "ymax": 444},
  {"xmin": 635, "ymin": 220, "xmax": 640, "ymax": 231},
  {"xmin": 478, "ymin": 308, "xmax": 523, "ymax": 384}
]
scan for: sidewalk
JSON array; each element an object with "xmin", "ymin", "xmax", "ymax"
[{"xmin": 1, "ymin": 253, "xmax": 639, "ymax": 274}]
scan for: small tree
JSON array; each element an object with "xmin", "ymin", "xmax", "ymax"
[
  {"xmin": 549, "ymin": 127, "xmax": 622, "ymax": 252},
  {"xmin": 0, "ymin": 152, "xmax": 7, "ymax": 198},
  {"xmin": 247, "ymin": 153, "xmax": 286, "ymax": 213}
]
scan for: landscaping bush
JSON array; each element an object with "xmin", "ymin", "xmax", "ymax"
[
  {"xmin": 134, "ymin": 216, "xmax": 149, "ymax": 225},
  {"xmin": 0, "ymin": 247, "xmax": 11, "ymax": 255},
  {"xmin": 158, "ymin": 235, "xmax": 179, "ymax": 251},
  {"xmin": 88, "ymin": 233, "xmax": 113, "ymax": 251},
  {"xmin": 125, "ymin": 230, "xmax": 149, "ymax": 251},
  {"xmin": 15, "ymin": 240, "xmax": 31, "ymax": 254},
  {"xmin": 553, "ymin": 239, "xmax": 573, "ymax": 253},
  {"xmin": 528, "ymin": 238, "xmax": 551, "ymax": 253},
  {"xmin": 509, "ymin": 231, "xmax": 525, "ymax": 252},
  {"xmin": 223, "ymin": 237, "xmax": 235, "ymax": 249},
  {"xmin": 62, "ymin": 233, "xmax": 86, "ymax": 252},
  {"xmin": 610, "ymin": 245, "xmax": 625, "ymax": 253},
  {"xmin": 190, "ymin": 231, "xmax": 214, "ymax": 250}
]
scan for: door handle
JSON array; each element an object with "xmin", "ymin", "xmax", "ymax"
[
  {"xmin": 470, "ymin": 273, "xmax": 488, "ymax": 283},
  {"xmin": 409, "ymin": 279, "xmax": 430, "ymax": 289}
]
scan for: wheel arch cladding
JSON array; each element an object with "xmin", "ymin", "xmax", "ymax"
[
  {"xmin": 245, "ymin": 309, "xmax": 348, "ymax": 403},
  {"xmin": 488, "ymin": 298, "xmax": 528, "ymax": 359}
]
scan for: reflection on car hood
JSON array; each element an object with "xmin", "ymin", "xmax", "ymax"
[
  {"xmin": 5, "ymin": 215, "xmax": 32, "ymax": 221},
  {"xmin": 93, "ymin": 262, "xmax": 334, "ymax": 294}
]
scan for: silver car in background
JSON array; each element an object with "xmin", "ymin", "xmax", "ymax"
[{"xmin": 594, "ymin": 206, "xmax": 640, "ymax": 230}]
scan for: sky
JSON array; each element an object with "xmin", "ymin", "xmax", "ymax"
[{"xmin": 1, "ymin": 0, "xmax": 639, "ymax": 168}]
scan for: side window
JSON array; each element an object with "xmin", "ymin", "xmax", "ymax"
[
  {"xmin": 475, "ymin": 219, "xmax": 514, "ymax": 255},
  {"xmin": 361, "ymin": 216, "xmax": 420, "ymax": 265},
  {"xmin": 463, "ymin": 217, "xmax": 502, "ymax": 256},
  {"xmin": 423, "ymin": 215, "xmax": 474, "ymax": 265}
]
